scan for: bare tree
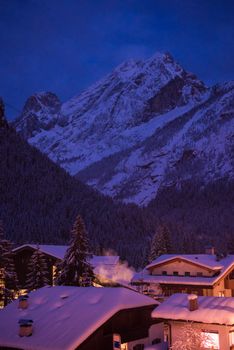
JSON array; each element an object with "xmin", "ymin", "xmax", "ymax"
[{"xmin": 171, "ymin": 322, "xmax": 216, "ymax": 350}]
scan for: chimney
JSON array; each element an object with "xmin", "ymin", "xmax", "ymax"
[
  {"xmin": 188, "ymin": 294, "xmax": 198, "ymax": 311},
  {"xmin": 205, "ymin": 246, "xmax": 215, "ymax": 255},
  {"xmin": 18, "ymin": 295, "xmax": 29, "ymax": 309},
  {"xmin": 18, "ymin": 319, "xmax": 33, "ymax": 337}
]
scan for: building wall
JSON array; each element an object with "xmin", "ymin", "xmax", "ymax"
[
  {"xmin": 160, "ymin": 284, "xmax": 210, "ymax": 297},
  {"xmin": 213, "ymin": 278, "xmax": 232, "ymax": 297},
  {"xmin": 127, "ymin": 323, "xmax": 164, "ymax": 350},
  {"xmin": 150, "ymin": 260, "xmax": 214, "ymax": 277},
  {"xmin": 159, "ymin": 282, "xmax": 232, "ymax": 298},
  {"xmin": 169, "ymin": 321, "xmax": 233, "ymax": 350},
  {"xmin": 77, "ymin": 306, "xmax": 157, "ymax": 350},
  {"xmin": 14, "ymin": 248, "xmax": 57, "ymax": 287}
]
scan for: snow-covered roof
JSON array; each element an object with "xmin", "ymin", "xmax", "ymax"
[
  {"xmin": 146, "ymin": 254, "xmax": 232, "ymax": 271},
  {"xmin": 132, "ymin": 254, "xmax": 234, "ymax": 286},
  {"xmin": 13, "ymin": 244, "xmax": 120, "ymax": 266},
  {"xmin": 0, "ymin": 286, "xmax": 158, "ymax": 350},
  {"xmin": 152, "ymin": 293, "xmax": 234, "ymax": 326}
]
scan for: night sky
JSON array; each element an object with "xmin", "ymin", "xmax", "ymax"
[{"xmin": 0, "ymin": 0, "xmax": 233, "ymax": 119}]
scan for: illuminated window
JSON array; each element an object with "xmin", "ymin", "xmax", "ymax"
[
  {"xmin": 0, "ymin": 268, "xmax": 5, "ymax": 288},
  {"xmin": 163, "ymin": 324, "xmax": 170, "ymax": 342},
  {"xmin": 191, "ymin": 290, "xmax": 198, "ymax": 295},
  {"xmin": 218, "ymin": 291, "xmax": 225, "ymax": 297},
  {"xmin": 52, "ymin": 265, "xmax": 57, "ymax": 286},
  {"xmin": 201, "ymin": 331, "xmax": 219, "ymax": 349},
  {"xmin": 229, "ymin": 331, "xmax": 234, "ymax": 346}
]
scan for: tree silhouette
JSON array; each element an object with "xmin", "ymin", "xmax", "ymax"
[{"xmin": 57, "ymin": 215, "xmax": 94, "ymax": 286}]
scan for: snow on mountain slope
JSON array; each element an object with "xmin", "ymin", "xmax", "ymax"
[
  {"xmin": 77, "ymin": 82, "xmax": 234, "ymax": 205},
  {"xmin": 14, "ymin": 53, "xmax": 234, "ymax": 205},
  {"xmin": 14, "ymin": 92, "xmax": 63, "ymax": 139}
]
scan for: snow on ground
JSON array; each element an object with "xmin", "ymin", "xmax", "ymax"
[
  {"xmin": 0, "ymin": 286, "xmax": 158, "ymax": 350},
  {"xmin": 152, "ymin": 293, "xmax": 234, "ymax": 325},
  {"xmin": 144, "ymin": 344, "xmax": 168, "ymax": 350}
]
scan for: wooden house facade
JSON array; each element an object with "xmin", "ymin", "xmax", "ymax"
[{"xmin": 132, "ymin": 253, "xmax": 234, "ymax": 299}]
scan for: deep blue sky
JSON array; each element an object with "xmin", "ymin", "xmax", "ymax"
[{"xmin": 0, "ymin": 0, "xmax": 233, "ymax": 119}]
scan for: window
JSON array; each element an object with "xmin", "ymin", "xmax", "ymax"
[
  {"xmin": 229, "ymin": 331, "xmax": 234, "ymax": 346},
  {"xmin": 162, "ymin": 271, "xmax": 167, "ymax": 275},
  {"xmin": 201, "ymin": 331, "xmax": 219, "ymax": 349},
  {"xmin": 163, "ymin": 324, "xmax": 170, "ymax": 343},
  {"xmin": 191, "ymin": 290, "xmax": 198, "ymax": 295},
  {"xmin": 173, "ymin": 271, "xmax": 178, "ymax": 276},
  {"xmin": 185, "ymin": 272, "xmax": 190, "ymax": 276},
  {"xmin": 197, "ymin": 272, "xmax": 203, "ymax": 277},
  {"xmin": 218, "ymin": 291, "xmax": 225, "ymax": 297}
]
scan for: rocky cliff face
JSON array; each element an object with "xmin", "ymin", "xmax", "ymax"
[
  {"xmin": 14, "ymin": 92, "xmax": 62, "ymax": 139},
  {"xmin": 14, "ymin": 53, "xmax": 234, "ymax": 205}
]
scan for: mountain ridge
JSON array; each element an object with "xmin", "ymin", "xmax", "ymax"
[{"xmin": 14, "ymin": 52, "xmax": 234, "ymax": 205}]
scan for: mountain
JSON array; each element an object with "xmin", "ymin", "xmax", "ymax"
[
  {"xmin": 15, "ymin": 92, "xmax": 62, "ymax": 139},
  {"xmin": 0, "ymin": 121, "xmax": 159, "ymax": 267},
  {"xmin": 14, "ymin": 53, "xmax": 234, "ymax": 206}
]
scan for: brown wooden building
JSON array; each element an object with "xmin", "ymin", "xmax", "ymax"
[
  {"xmin": 13, "ymin": 244, "xmax": 120, "ymax": 288},
  {"xmin": 132, "ymin": 253, "xmax": 234, "ymax": 298}
]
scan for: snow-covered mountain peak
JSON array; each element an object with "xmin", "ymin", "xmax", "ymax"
[
  {"xmin": 113, "ymin": 52, "xmax": 182, "ymax": 84},
  {"xmin": 60, "ymin": 52, "xmax": 207, "ymax": 129},
  {"xmin": 14, "ymin": 92, "xmax": 62, "ymax": 138},
  {"xmin": 22, "ymin": 91, "xmax": 61, "ymax": 114},
  {"xmin": 14, "ymin": 53, "xmax": 233, "ymax": 205}
]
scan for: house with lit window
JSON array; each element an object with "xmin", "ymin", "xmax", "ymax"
[
  {"xmin": 152, "ymin": 293, "xmax": 234, "ymax": 350},
  {"xmin": 13, "ymin": 244, "xmax": 122, "ymax": 288},
  {"xmin": 132, "ymin": 249, "xmax": 234, "ymax": 298},
  {"xmin": 0, "ymin": 286, "xmax": 164, "ymax": 350}
]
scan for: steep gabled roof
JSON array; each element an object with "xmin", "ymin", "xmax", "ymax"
[
  {"xmin": 146, "ymin": 254, "xmax": 225, "ymax": 271},
  {"xmin": 13, "ymin": 244, "xmax": 120, "ymax": 266},
  {"xmin": 0, "ymin": 286, "xmax": 157, "ymax": 350},
  {"xmin": 152, "ymin": 293, "xmax": 234, "ymax": 325}
]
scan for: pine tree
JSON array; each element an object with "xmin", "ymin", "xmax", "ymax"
[
  {"xmin": 148, "ymin": 223, "xmax": 172, "ymax": 262},
  {"xmin": 57, "ymin": 215, "xmax": 94, "ymax": 286},
  {"xmin": 0, "ymin": 221, "xmax": 18, "ymax": 306},
  {"xmin": 0, "ymin": 98, "xmax": 8, "ymax": 128},
  {"xmin": 26, "ymin": 246, "xmax": 49, "ymax": 291}
]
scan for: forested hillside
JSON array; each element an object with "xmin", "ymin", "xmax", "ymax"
[
  {"xmin": 1, "ymin": 120, "xmax": 234, "ymax": 268},
  {"xmin": 0, "ymin": 124, "xmax": 157, "ymax": 267},
  {"xmin": 148, "ymin": 178, "xmax": 234, "ymax": 254}
]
